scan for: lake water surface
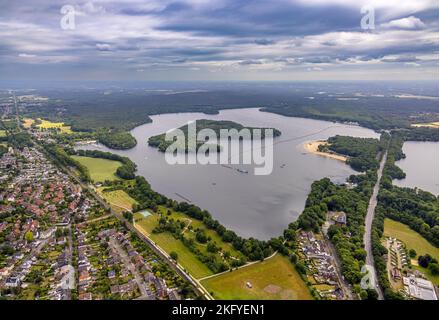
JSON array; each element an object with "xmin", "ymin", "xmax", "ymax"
[
  {"xmin": 394, "ymin": 141, "xmax": 439, "ymax": 195},
  {"xmin": 78, "ymin": 108, "xmax": 379, "ymax": 239}
]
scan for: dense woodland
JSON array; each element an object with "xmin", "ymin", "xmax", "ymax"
[
  {"xmin": 148, "ymin": 119, "xmax": 281, "ymax": 152},
  {"xmin": 96, "ymin": 131, "xmax": 137, "ymax": 150},
  {"xmin": 320, "ymin": 135, "xmax": 382, "ymax": 172},
  {"xmin": 17, "ymin": 86, "xmax": 439, "ymax": 152}
]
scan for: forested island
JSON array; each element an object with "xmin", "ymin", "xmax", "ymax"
[{"xmin": 148, "ymin": 119, "xmax": 281, "ymax": 153}]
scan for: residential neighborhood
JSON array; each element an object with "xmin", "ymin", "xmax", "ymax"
[{"xmin": 0, "ymin": 144, "xmax": 191, "ymax": 300}]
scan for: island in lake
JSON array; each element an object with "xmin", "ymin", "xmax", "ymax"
[{"xmin": 148, "ymin": 119, "xmax": 282, "ymax": 152}]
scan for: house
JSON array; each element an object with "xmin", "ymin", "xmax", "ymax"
[
  {"xmin": 79, "ymin": 292, "xmax": 93, "ymax": 300},
  {"xmin": 403, "ymin": 276, "xmax": 438, "ymax": 300},
  {"xmin": 5, "ymin": 277, "xmax": 21, "ymax": 288},
  {"xmin": 168, "ymin": 289, "xmax": 181, "ymax": 300},
  {"xmin": 335, "ymin": 212, "xmax": 347, "ymax": 225},
  {"xmin": 108, "ymin": 270, "xmax": 116, "ymax": 279}
]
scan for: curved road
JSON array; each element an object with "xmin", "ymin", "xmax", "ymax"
[{"xmin": 363, "ymin": 150, "xmax": 387, "ymax": 300}]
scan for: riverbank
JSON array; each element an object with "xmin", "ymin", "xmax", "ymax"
[{"xmin": 303, "ymin": 140, "xmax": 347, "ymax": 162}]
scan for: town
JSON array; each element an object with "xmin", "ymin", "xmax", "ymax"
[{"xmin": 0, "ymin": 144, "xmax": 192, "ymax": 300}]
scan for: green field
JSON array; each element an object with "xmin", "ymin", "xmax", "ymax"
[
  {"xmin": 71, "ymin": 155, "xmax": 122, "ymax": 182},
  {"xmin": 384, "ymin": 219, "xmax": 439, "ymax": 261},
  {"xmin": 155, "ymin": 206, "xmax": 244, "ymax": 259},
  {"xmin": 201, "ymin": 255, "xmax": 313, "ymax": 300},
  {"xmin": 134, "ymin": 212, "xmax": 214, "ymax": 279},
  {"xmin": 97, "ymin": 188, "xmax": 137, "ymax": 213},
  {"xmin": 384, "ymin": 218, "xmax": 439, "ymax": 285},
  {"xmin": 0, "ymin": 130, "xmax": 6, "ymax": 137}
]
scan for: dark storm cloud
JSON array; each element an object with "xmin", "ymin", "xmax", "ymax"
[{"xmin": 0, "ymin": 0, "xmax": 438, "ymax": 80}]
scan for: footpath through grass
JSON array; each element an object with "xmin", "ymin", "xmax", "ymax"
[{"xmin": 201, "ymin": 254, "xmax": 313, "ymax": 300}]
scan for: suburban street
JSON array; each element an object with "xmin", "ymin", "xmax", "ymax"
[
  {"xmin": 108, "ymin": 238, "xmax": 151, "ymax": 299},
  {"xmin": 363, "ymin": 150, "xmax": 388, "ymax": 300}
]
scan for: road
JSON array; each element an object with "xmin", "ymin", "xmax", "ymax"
[
  {"xmin": 33, "ymin": 142, "xmax": 213, "ymax": 300},
  {"xmin": 363, "ymin": 150, "xmax": 387, "ymax": 300},
  {"xmin": 108, "ymin": 237, "xmax": 151, "ymax": 299},
  {"xmin": 326, "ymin": 238, "xmax": 355, "ymax": 300}
]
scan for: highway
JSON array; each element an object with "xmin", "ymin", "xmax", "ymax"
[{"xmin": 363, "ymin": 150, "xmax": 387, "ymax": 300}]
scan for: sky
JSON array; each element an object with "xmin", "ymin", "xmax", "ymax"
[{"xmin": 1, "ymin": 0, "xmax": 439, "ymax": 81}]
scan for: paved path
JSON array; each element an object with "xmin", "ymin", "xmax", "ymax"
[{"xmin": 363, "ymin": 151, "xmax": 387, "ymax": 300}]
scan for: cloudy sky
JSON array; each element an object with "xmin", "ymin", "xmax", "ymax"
[{"xmin": 1, "ymin": 0, "xmax": 439, "ymax": 81}]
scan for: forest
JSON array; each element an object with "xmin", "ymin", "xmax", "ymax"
[
  {"xmin": 96, "ymin": 131, "xmax": 137, "ymax": 150},
  {"xmin": 320, "ymin": 135, "xmax": 382, "ymax": 172},
  {"xmin": 148, "ymin": 119, "xmax": 281, "ymax": 153}
]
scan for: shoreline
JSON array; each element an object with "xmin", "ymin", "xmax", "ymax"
[{"xmin": 303, "ymin": 140, "xmax": 347, "ymax": 162}]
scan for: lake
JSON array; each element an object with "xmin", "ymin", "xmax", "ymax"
[
  {"xmin": 394, "ymin": 141, "xmax": 439, "ymax": 195},
  {"xmin": 77, "ymin": 108, "xmax": 379, "ymax": 239}
]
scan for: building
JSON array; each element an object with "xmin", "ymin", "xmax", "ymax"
[{"xmin": 403, "ymin": 276, "xmax": 438, "ymax": 300}]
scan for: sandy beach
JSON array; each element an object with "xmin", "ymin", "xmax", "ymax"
[{"xmin": 303, "ymin": 140, "xmax": 347, "ymax": 162}]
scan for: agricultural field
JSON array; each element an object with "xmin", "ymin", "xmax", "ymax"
[
  {"xmin": 201, "ymin": 255, "xmax": 313, "ymax": 300},
  {"xmin": 384, "ymin": 218, "xmax": 439, "ymax": 285},
  {"xmin": 134, "ymin": 212, "xmax": 214, "ymax": 279},
  {"xmin": 411, "ymin": 122, "xmax": 439, "ymax": 129},
  {"xmin": 37, "ymin": 119, "xmax": 72, "ymax": 133},
  {"xmin": 0, "ymin": 130, "xmax": 6, "ymax": 137},
  {"xmin": 71, "ymin": 155, "xmax": 122, "ymax": 182},
  {"xmin": 97, "ymin": 188, "xmax": 137, "ymax": 213},
  {"xmin": 22, "ymin": 118, "xmax": 35, "ymax": 128}
]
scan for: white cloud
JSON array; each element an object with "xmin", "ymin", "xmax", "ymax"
[
  {"xmin": 381, "ymin": 16, "xmax": 426, "ymax": 30},
  {"xmin": 18, "ymin": 53, "xmax": 36, "ymax": 58},
  {"xmin": 96, "ymin": 43, "xmax": 112, "ymax": 51}
]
